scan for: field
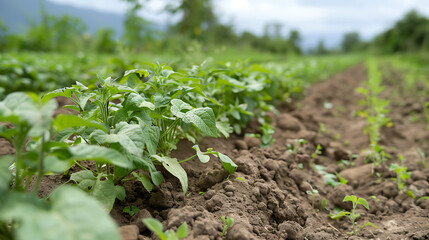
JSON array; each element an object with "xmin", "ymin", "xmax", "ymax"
[{"xmin": 1, "ymin": 51, "xmax": 429, "ymax": 240}]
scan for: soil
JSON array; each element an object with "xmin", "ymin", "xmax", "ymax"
[{"xmin": 2, "ymin": 64, "xmax": 429, "ymax": 240}]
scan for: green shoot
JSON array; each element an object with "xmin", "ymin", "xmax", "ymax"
[
  {"xmin": 311, "ymin": 144, "xmax": 323, "ymax": 158},
  {"xmin": 123, "ymin": 206, "xmax": 139, "ymax": 217},
  {"xmin": 143, "ymin": 218, "xmax": 188, "ymax": 240},
  {"xmin": 221, "ymin": 216, "xmax": 235, "ymax": 237},
  {"xmin": 306, "ymin": 185, "xmax": 319, "ymax": 209},
  {"xmin": 389, "ymin": 163, "xmax": 411, "ymax": 191},
  {"xmin": 329, "ymin": 195, "xmax": 377, "ymax": 235}
]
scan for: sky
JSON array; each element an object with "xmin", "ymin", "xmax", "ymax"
[{"xmin": 48, "ymin": 0, "xmax": 429, "ymax": 49}]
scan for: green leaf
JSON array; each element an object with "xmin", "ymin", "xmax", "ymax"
[
  {"xmin": 218, "ymin": 153, "xmax": 237, "ymax": 174},
  {"xmin": 359, "ymin": 222, "xmax": 378, "ymax": 231},
  {"xmin": 70, "ymin": 170, "xmax": 97, "ymax": 191},
  {"xmin": 54, "ymin": 115, "xmax": 108, "ymax": 132},
  {"xmin": 124, "ymin": 69, "xmax": 149, "ymax": 79},
  {"xmin": 0, "ymin": 186, "xmax": 121, "ymax": 240},
  {"xmin": 92, "ymin": 179, "xmax": 120, "ymax": 212},
  {"xmin": 329, "ymin": 211, "xmax": 350, "ymax": 220},
  {"xmin": 183, "ymin": 108, "xmax": 218, "ymax": 137},
  {"xmin": 177, "ymin": 222, "xmax": 188, "ymax": 239},
  {"xmin": 132, "ymin": 172, "xmax": 153, "ymax": 192},
  {"xmin": 43, "ymin": 156, "xmax": 69, "ymax": 173},
  {"xmin": 193, "ymin": 145, "xmax": 210, "ymax": 163},
  {"xmin": 216, "ymin": 121, "xmax": 231, "ymax": 138},
  {"xmin": 90, "ymin": 122, "xmax": 145, "ymax": 157},
  {"xmin": 0, "ymin": 155, "xmax": 13, "ymax": 195},
  {"xmin": 357, "ymin": 198, "xmax": 369, "ymax": 210},
  {"xmin": 141, "ymin": 124, "xmax": 160, "ymax": 156},
  {"xmin": 142, "ymin": 218, "xmax": 166, "ymax": 240},
  {"xmin": 343, "ymin": 195, "xmax": 357, "ymax": 203},
  {"xmin": 171, "ymin": 99, "xmax": 192, "ymax": 119},
  {"xmin": 153, "ymin": 155, "xmax": 188, "ymax": 193},
  {"xmin": 68, "ymin": 144, "xmax": 132, "ymax": 169},
  {"xmin": 125, "ymin": 93, "xmax": 155, "ymax": 111},
  {"xmin": 42, "ymin": 87, "xmax": 76, "ymax": 103}
]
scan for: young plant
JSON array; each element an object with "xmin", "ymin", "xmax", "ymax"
[
  {"xmin": 314, "ymin": 165, "xmax": 346, "ymax": 187},
  {"xmin": 143, "ymin": 218, "xmax": 188, "ymax": 240},
  {"xmin": 43, "ymin": 67, "xmax": 237, "ymax": 209},
  {"xmin": 306, "ymin": 185, "xmax": 319, "ymax": 209},
  {"xmin": 311, "ymin": 144, "xmax": 323, "ymax": 158},
  {"xmin": 221, "ymin": 216, "xmax": 235, "ymax": 237},
  {"xmin": 389, "ymin": 163, "xmax": 411, "ymax": 191},
  {"xmin": 330, "ymin": 195, "xmax": 377, "ymax": 235},
  {"xmin": 287, "ymin": 139, "xmax": 307, "ymax": 154},
  {"xmin": 123, "ymin": 206, "xmax": 139, "ymax": 217},
  {"xmin": 364, "ymin": 144, "xmax": 390, "ymax": 166}
]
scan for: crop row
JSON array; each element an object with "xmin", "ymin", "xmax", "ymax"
[{"xmin": 0, "ymin": 57, "xmax": 356, "ymax": 239}]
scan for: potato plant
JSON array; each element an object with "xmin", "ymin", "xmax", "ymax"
[
  {"xmin": 43, "ymin": 64, "xmax": 237, "ymax": 201},
  {"xmin": 0, "ymin": 92, "xmax": 121, "ymax": 240}
]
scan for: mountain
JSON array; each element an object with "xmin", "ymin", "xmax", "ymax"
[{"xmin": 0, "ymin": 0, "xmax": 125, "ymax": 37}]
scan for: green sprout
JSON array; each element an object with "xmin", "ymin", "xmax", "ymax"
[
  {"xmin": 221, "ymin": 216, "xmax": 235, "ymax": 237},
  {"xmin": 311, "ymin": 144, "xmax": 323, "ymax": 159},
  {"xmin": 329, "ymin": 195, "xmax": 377, "ymax": 235},
  {"xmin": 123, "ymin": 206, "xmax": 139, "ymax": 217},
  {"xmin": 389, "ymin": 163, "xmax": 411, "ymax": 191},
  {"xmin": 143, "ymin": 218, "xmax": 188, "ymax": 240}
]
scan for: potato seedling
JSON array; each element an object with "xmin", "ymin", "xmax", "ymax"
[
  {"xmin": 143, "ymin": 218, "xmax": 188, "ymax": 240},
  {"xmin": 221, "ymin": 216, "xmax": 235, "ymax": 237},
  {"xmin": 330, "ymin": 195, "xmax": 377, "ymax": 235}
]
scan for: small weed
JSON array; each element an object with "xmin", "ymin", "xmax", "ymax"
[
  {"xmin": 221, "ymin": 216, "xmax": 235, "ymax": 237},
  {"xmin": 123, "ymin": 206, "xmax": 139, "ymax": 217},
  {"xmin": 329, "ymin": 195, "xmax": 377, "ymax": 235}
]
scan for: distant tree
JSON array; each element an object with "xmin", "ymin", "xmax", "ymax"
[
  {"xmin": 373, "ymin": 10, "xmax": 429, "ymax": 53},
  {"xmin": 316, "ymin": 40, "xmax": 328, "ymax": 55},
  {"xmin": 288, "ymin": 30, "xmax": 302, "ymax": 54},
  {"xmin": 341, "ymin": 32, "xmax": 361, "ymax": 52},
  {"xmin": 94, "ymin": 28, "xmax": 116, "ymax": 53},
  {"xmin": 165, "ymin": 0, "xmax": 216, "ymax": 40},
  {"xmin": 0, "ymin": 19, "xmax": 8, "ymax": 51},
  {"xmin": 24, "ymin": 14, "xmax": 86, "ymax": 51},
  {"xmin": 122, "ymin": 1, "xmax": 154, "ymax": 51}
]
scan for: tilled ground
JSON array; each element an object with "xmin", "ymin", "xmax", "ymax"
[{"xmin": 2, "ymin": 64, "xmax": 429, "ymax": 240}]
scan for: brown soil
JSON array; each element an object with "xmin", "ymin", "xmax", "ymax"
[{"xmin": 2, "ymin": 64, "xmax": 429, "ymax": 240}]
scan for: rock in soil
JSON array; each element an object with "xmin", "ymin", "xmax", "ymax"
[
  {"xmin": 130, "ymin": 209, "xmax": 152, "ymax": 233},
  {"xmin": 119, "ymin": 225, "xmax": 139, "ymax": 240}
]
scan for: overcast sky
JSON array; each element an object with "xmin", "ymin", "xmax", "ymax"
[{"xmin": 48, "ymin": 0, "xmax": 429, "ymax": 48}]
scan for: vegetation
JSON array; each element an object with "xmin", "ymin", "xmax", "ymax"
[{"xmin": 330, "ymin": 195, "xmax": 377, "ymax": 235}]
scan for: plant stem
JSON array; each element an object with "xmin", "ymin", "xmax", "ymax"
[
  {"xmin": 32, "ymin": 134, "xmax": 45, "ymax": 194},
  {"xmin": 178, "ymin": 154, "xmax": 197, "ymax": 164}
]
